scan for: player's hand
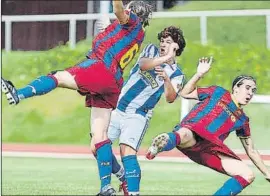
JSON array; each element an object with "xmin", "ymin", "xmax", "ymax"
[
  {"xmin": 197, "ymin": 56, "xmax": 213, "ymax": 77},
  {"xmin": 155, "ymin": 66, "xmax": 169, "ymax": 81},
  {"xmin": 167, "ymin": 43, "xmax": 179, "ymax": 58},
  {"xmin": 96, "ymin": 14, "xmax": 111, "ymax": 33}
]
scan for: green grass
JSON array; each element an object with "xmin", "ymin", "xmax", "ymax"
[{"xmin": 2, "ymin": 157, "xmax": 270, "ymax": 195}]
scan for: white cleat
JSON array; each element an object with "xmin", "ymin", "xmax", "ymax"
[
  {"xmin": 1, "ymin": 78, "xmax": 20, "ymax": 105},
  {"xmin": 146, "ymin": 133, "xmax": 169, "ymax": 160}
]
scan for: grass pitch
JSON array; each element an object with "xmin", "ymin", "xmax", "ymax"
[{"xmin": 2, "ymin": 157, "xmax": 270, "ymax": 195}]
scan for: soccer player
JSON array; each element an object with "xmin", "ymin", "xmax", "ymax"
[
  {"xmin": 146, "ymin": 57, "xmax": 270, "ymax": 195},
  {"xmin": 105, "ymin": 26, "xmax": 186, "ymax": 195},
  {"xmin": 1, "ymin": 1, "xmax": 152, "ymax": 195}
]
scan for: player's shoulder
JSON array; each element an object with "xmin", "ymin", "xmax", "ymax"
[
  {"xmin": 241, "ymin": 109, "xmax": 250, "ymax": 122},
  {"xmin": 170, "ymin": 65, "xmax": 185, "ymax": 78},
  {"xmin": 175, "ymin": 64, "xmax": 185, "ymax": 74},
  {"xmin": 211, "ymin": 85, "xmax": 229, "ymax": 93},
  {"xmin": 198, "ymin": 85, "xmax": 228, "ymax": 96},
  {"xmin": 142, "ymin": 43, "xmax": 158, "ymax": 51},
  {"xmin": 139, "ymin": 43, "xmax": 159, "ymax": 58}
]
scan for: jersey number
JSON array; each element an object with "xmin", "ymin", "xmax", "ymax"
[{"xmin": 120, "ymin": 43, "xmax": 139, "ymax": 69}]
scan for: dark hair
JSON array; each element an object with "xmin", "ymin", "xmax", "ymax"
[
  {"xmin": 157, "ymin": 26, "xmax": 186, "ymax": 56},
  {"xmin": 232, "ymin": 75, "xmax": 256, "ymax": 91},
  {"xmin": 126, "ymin": 1, "xmax": 152, "ymax": 28}
]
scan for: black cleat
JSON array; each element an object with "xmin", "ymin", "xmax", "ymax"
[
  {"xmin": 1, "ymin": 78, "xmax": 20, "ymax": 105},
  {"xmin": 96, "ymin": 185, "xmax": 116, "ymax": 196}
]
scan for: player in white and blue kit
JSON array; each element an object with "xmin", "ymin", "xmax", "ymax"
[{"xmin": 108, "ymin": 26, "xmax": 186, "ymax": 195}]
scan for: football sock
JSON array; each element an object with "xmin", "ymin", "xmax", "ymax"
[
  {"xmin": 95, "ymin": 139, "xmax": 113, "ymax": 191},
  {"xmin": 122, "ymin": 155, "xmax": 141, "ymax": 195},
  {"xmin": 17, "ymin": 75, "xmax": 57, "ymax": 100},
  {"xmin": 162, "ymin": 132, "xmax": 181, "ymax": 151},
  {"xmin": 214, "ymin": 175, "xmax": 250, "ymax": 195},
  {"xmin": 112, "ymin": 154, "xmax": 125, "ymax": 182}
]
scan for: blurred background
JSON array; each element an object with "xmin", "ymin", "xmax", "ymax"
[
  {"xmin": 2, "ymin": 0, "xmax": 270, "ymax": 148},
  {"xmin": 2, "ymin": 1, "xmax": 270, "ymax": 195}
]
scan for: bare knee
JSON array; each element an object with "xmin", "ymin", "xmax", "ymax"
[
  {"xmin": 120, "ymin": 144, "xmax": 136, "ymax": 157},
  {"xmin": 51, "ymin": 70, "xmax": 77, "ymax": 89},
  {"xmin": 90, "ymin": 137, "xmax": 96, "ymax": 155},
  {"xmin": 220, "ymin": 154, "xmax": 255, "ymax": 183},
  {"xmin": 175, "ymin": 128, "xmax": 196, "ymax": 148},
  {"xmin": 241, "ymin": 168, "xmax": 255, "ymax": 183}
]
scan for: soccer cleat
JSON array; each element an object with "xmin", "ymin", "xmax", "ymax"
[
  {"xmin": 118, "ymin": 180, "xmax": 128, "ymax": 196},
  {"xmin": 96, "ymin": 185, "xmax": 116, "ymax": 196},
  {"xmin": 1, "ymin": 78, "xmax": 20, "ymax": 105},
  {"xmin": 146, "ymin": 133, "xmax": 169, "ymax": 160}
]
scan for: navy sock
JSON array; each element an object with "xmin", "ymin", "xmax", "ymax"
[
  {"xmin": 95, "ymin": 140, "xmax": 113, "ymax": 191},
  {"xmin": 17, "ymin": 75, "xmax": 57, "ymax": 100},
  {"xmin": 122, "ymin": 155, "xmax": 141, "ymax": 195},
  {"xmin": 214, "ymin": 175, "xmax": 250, "ymax": 195},
  {"xmin": 112, "ymin": 154, "xmax": 125, "ymax": 182},
  {"xmin": 162, "ymin": 132, "xmax": 181, "ymax": 151}
]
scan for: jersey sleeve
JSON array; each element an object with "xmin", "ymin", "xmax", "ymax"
[
  {"xmin": 139, "ymin": 44, "xmax": 159, "ymax": 59},
  {"xmin": 121, "ymin": 10, "xmax": 140, "ymax": 27},
  {"xmin": 197, "ymin": 86, "xmax": 217, "ymax": 101},
  {"xmin": 236, "ymin": 121, "xmax": 251, "ymax": 138}
]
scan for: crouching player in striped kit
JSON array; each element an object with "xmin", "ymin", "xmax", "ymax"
[
  {"xmin": 106, "ymin": 26, "xmax": 186, "ymax": 195},
  {"xmin": 146, "ymin": 57, "xmax": 270, "ymax": 195},
  {"xmin": 2, "ymin": 1, "xmax": 152, "ymax": 195}
]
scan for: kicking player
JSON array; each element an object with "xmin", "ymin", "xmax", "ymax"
[
  {"xmin": 105, "ymin": 26, "xmax": 186, "ymax": 195},
  {"xmin": 146, "ymin": 57, "xmax": 270, "ymax": 195},
  {"xmin": 1, "ymin": 1, "xmax": 152, "ymax": 195}
]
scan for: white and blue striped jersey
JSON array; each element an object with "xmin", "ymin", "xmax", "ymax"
[{"xmin": 116, "ymin": 44, "xmax": 185, "ymax": 118}]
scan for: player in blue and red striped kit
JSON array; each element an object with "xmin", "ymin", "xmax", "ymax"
[
  {"xmin": 2, "ymin": 1, "xmax": 152, "ymax": 195},
  {"xmin": 146, "ymin": 57, "xmax": 270, "ymax": 195}
]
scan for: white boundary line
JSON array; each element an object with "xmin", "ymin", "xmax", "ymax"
[{"xmin": 3, "ymin": 151, "xmax": 270, "ymax": 166}]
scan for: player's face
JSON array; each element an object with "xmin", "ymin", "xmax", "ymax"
[
  {"xmin": 235, "ymin": 79, "xmax": 257, "ymax": 106},
  {"xmin": 159, "ymin": 36, "xmax": 174, "ymax": 57}
]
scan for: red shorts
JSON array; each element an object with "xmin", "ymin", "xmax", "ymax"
[
  {"xmin": 176, "ymin": 125, "xmax": 241, "ymax": 175},
  {"xmin": 66, "ymin": 59, "xmax": 123, "ymax": 109}
]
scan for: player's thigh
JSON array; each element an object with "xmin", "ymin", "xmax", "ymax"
[
  {"xmin": 219, "ymin": 154, "xmax": 255, "ymax": 183},
  {"xmin": 119, "ymin": 114, "xmax": 149, "ymax": 155},
  {"xmin": 107, "ymin": 110, "xmax": 122, "ymax": 143},
  {"xmin": 174, "ymin": 126, "xmax": 197, "ymax": 148},
  {"xmin": 51, "ymin": 70, "xmax": 78, "ymax": 89},
  {"xmin": 91, "ymin": 107, "xmax": 113, "ymax": 143}
]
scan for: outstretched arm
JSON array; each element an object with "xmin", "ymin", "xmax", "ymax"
[
  {"xmin": 180, "ymin": 57, "xmax": 213, "ymax": 100},
  {"xmin": 113, "ymin": 0, "xmax": 129, "ymax": 24},
  {"xmin": 140, "ymin": 43, "xmax": 179, "ymax": 71},
  {"xmin": 240, "ymin": 137, "xmax": 270, "ymax": 182}
]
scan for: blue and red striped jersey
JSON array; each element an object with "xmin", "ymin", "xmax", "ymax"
[
  {"xmin": 181, "ymin": 86, "xmax": 250, "ymax": 142},
  {"xmin": 88, "ymin": 10, "xmax": 145, "ymax": 83}
]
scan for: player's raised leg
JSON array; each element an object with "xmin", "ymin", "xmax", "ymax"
[
  {"xmin": 146, "ymin": 127, "xmax": 196, "ymax": 160},
  {"xmin": 2, "ymin": 70, "xmax": 77, "ymax": 105},
  {"xmin": 214, "ymin": 154, "xmax": 255, "ymax": 195}
]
